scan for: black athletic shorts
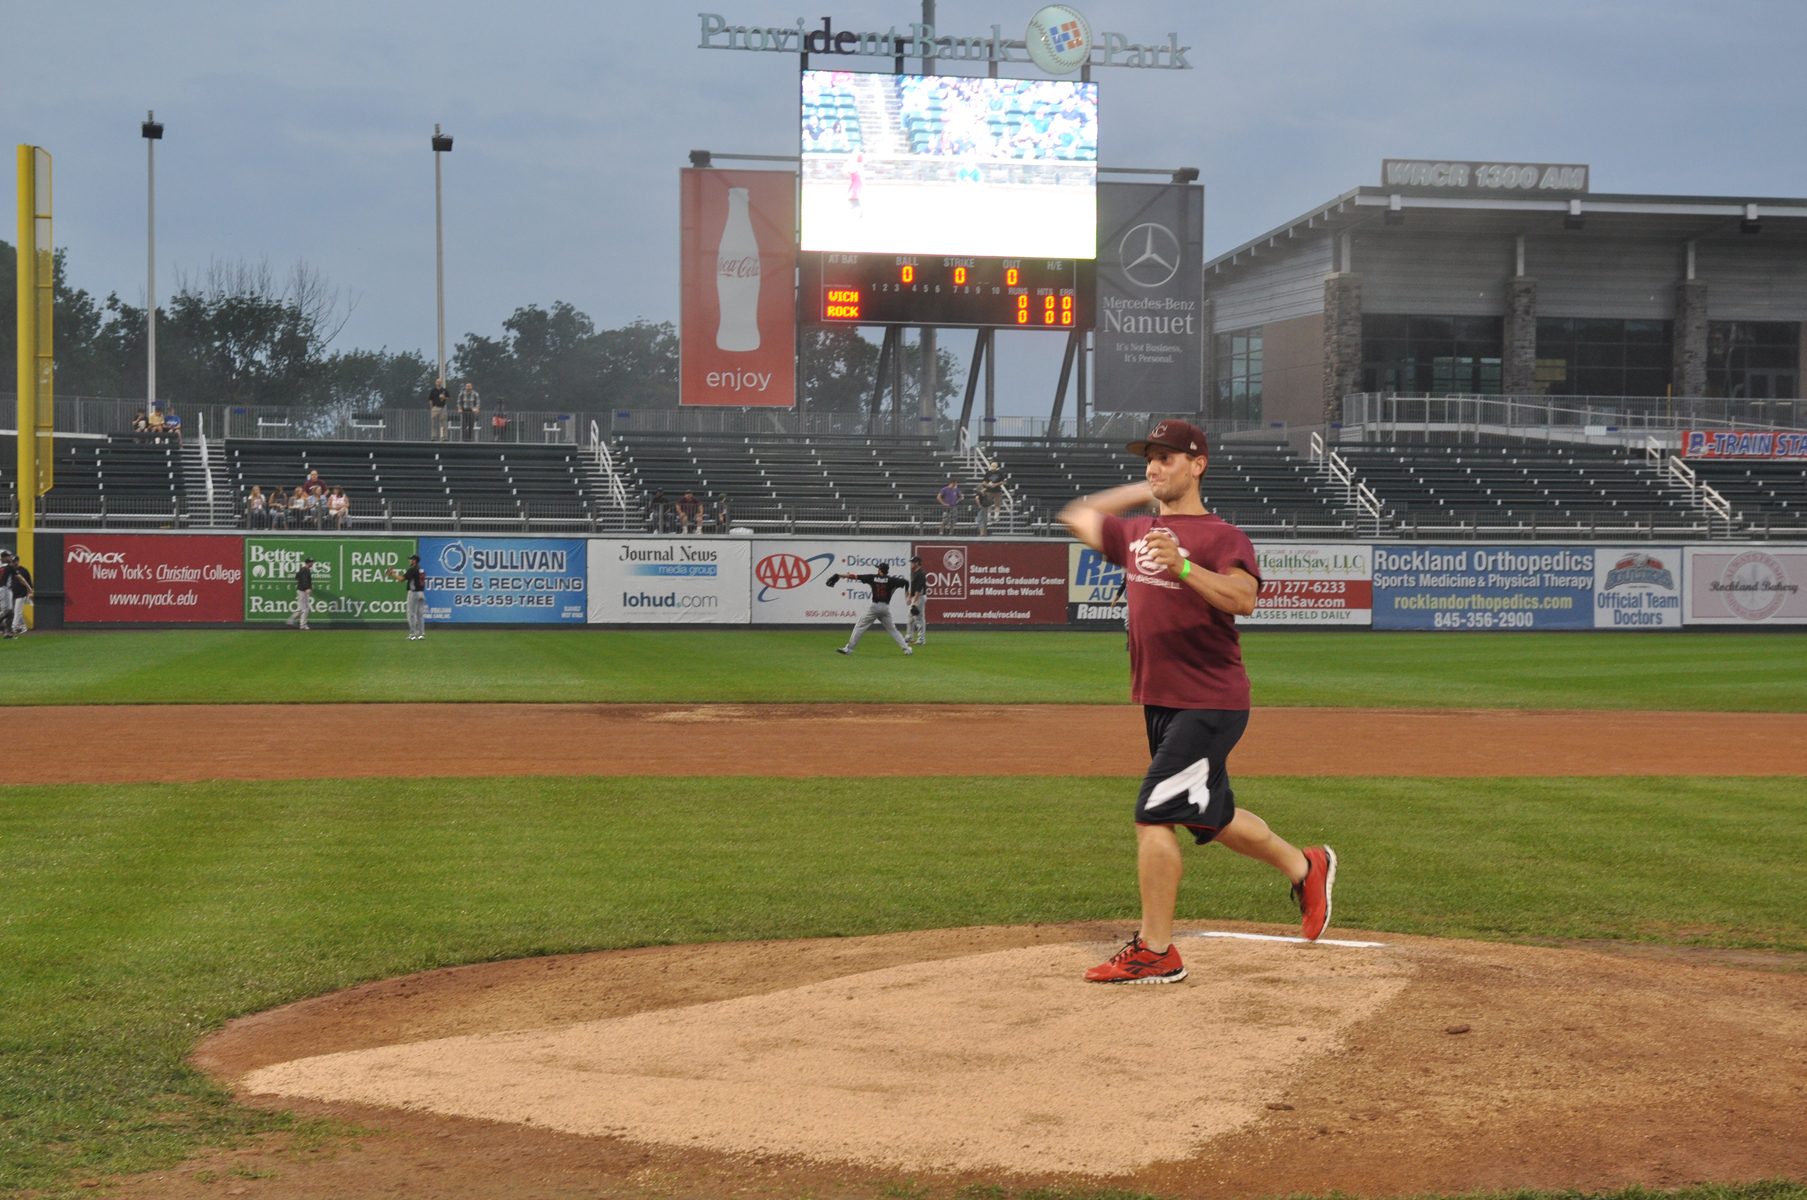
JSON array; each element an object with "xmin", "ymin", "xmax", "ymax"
[{"xmin": 1135, "ymin": 706, "xmax": 1250, "ymax": 845}]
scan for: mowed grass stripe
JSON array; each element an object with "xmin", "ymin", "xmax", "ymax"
[
  {"xmin": 2, "ymin": 773, "xmax": 1804, "ymax": 1188},
  {"xmin": 1, "ymin": 628, "xmax": 1805, "ymax": 709}
]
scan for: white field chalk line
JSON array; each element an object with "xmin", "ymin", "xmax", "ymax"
[{"xmin": 1180, "ymin": 930, "xmax": 1389, "ymax": 949}]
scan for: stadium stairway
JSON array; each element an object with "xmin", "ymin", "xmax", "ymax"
[{"xmin": 1689, "ymin": 458, "xmax": 1807, "ymax": 534}]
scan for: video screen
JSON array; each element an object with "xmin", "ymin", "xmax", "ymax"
[{"xmin": 800, "ymin": 70, "xmax": 1097, "ymax": 259}]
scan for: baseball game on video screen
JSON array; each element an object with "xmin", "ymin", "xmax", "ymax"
[{"xmin": 800, "ymin": 69, "xmax": 1097, "ymax": 259}]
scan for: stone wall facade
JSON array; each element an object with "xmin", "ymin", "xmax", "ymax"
[
  {"xmin": 1503, "ymin": 277, "xmax": 1538, "ymax": 394},
  {"xmin": 1322, "ymin": 272, "xmax": 1363, "ymax": 426},
  {"xmin": 1673, "ymin": 280, "xmax": 1708, "ymax": 397}
]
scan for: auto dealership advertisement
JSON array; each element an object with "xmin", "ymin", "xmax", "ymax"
[
  {"xmin": 1244, "ymin": 544, "xmax": 1373, "ymax": 625},
  {"xmin": 749, "ymin": 540, "xmax": 912, "ymax": 624},
  {"xmin": 679, "ymin": 169, "xmax": 797, "ymax": 407},
  {"xmin": 1372, "ymin": 545, "xmax": 1595, "ymax": 630},
  {"xmin": 1592, "ymin": 548, "xmax": 1684, "ymax": 629},
  {"xmin": 419, "ymin": 538, "xmax": 586, "ymax": 623},
  {"xmin": 1068, "ymin": 542, "xmax": 1126, "ymax": 624},
  {"xmin": 244, "ymin": 537, "xmax": 416, "ymax": 623},
  {"xmin": 588, "ymin": 538, "xmax": 751, "ymax": 624},
  {"xmin": 64, "ymin": 535, "xmax": 245, "ymax": 623},
  {"xmin": 914, "ymin": 542, "xmax": 1068, "ymax": 624},
  {"xmin": 1684, "ymin": 547, "xmax": 1807, "ymax": 624}
]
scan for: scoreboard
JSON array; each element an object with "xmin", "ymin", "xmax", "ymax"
[{"xmin": 803, "ymin": 253, "xmax": 1091, "ymax": 330}]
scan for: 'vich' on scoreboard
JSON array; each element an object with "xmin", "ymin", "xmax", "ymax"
[{"xmin": 811, "ymin": 254, "xmax": 1086, "ymax": 329}]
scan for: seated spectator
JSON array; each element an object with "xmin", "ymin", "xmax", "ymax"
[
  {"xmin": 268, "ymin": 487, "xmax": 289, "ymax": 529},
  {"xmin": 163, "ymin": 410, "xmax": 183, "ymax": 446},
  {"xmin": 713, "ymin": 492, "xmax": 731, "ymax": 532},
  {"xmin": 247, "ymin": 486, "xmax": 267, "ymax": 529},
  {"xmin": 147, "ymin": 408, "xmax": 167, "ymax": 442},
  {"xmin": 291, "ymin": 486, "xmax": 310, "ymax": 529},
  {"xmin": 491, "ymin": 400, "xmax": 510, "ymax": 442},
  {"xmin": 328, "ymin": 487, "xmax": 349, "ymax": 530},
  {"xmin": 131, "ymin": 411, "xmax": 149, "ymax": 437},
  {"xmin": 677, "ymin": 490, "xmax": 702, "ymax": 534}
]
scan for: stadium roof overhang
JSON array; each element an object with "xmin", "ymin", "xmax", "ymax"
[{"xmin": 1205, "ymin": 186, "xmax": 1807, "ymax": 279}]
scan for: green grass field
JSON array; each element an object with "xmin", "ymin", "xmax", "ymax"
[
  {"xmin": 2, "ymin": 628, "xmax": 1805, "ymax": 709},
  {"xmin": 3, "ymin": 772, "xmax": 1804, "ymax": 1192}
]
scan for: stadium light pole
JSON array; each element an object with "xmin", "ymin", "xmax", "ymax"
[
  {"xmin": 432, "ymin": 124, "xmax": 453, "ymax": 385},
  {"xmin": 917, "ymin": 0, "xmax": 937, "ymax": 437},
  {"xmin": 142, "ymin": 111, "xmax": 163, "ymax": 409}
]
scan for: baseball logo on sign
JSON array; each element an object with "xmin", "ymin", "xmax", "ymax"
[{"xmin": 1024, "ymin": 5, "xmax": 1092, "ymax": 75}]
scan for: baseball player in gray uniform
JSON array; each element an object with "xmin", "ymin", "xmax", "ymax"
[
  {"xmin": 905, "ymin": 554, "xmax": 927, "ymax": 645},
  {"xmin": 829, "ymin": 562, "xmax": 913, "ymax": 656}
]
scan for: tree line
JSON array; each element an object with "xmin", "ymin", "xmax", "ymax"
[{"xmin": 1, "ymin": 242, "xmax": 960, "ymax": 417}]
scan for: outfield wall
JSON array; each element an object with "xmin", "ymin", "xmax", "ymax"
[{"xmin": 32, "ymin": 533, "xmax": 1807, "ymax": 631}]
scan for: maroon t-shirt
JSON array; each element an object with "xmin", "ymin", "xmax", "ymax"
[{"xmin": 1099, "ymin": 512, "xmax": 1262, "ymax": 710}]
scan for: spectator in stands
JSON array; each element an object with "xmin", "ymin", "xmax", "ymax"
[
  {"xmin": 147, "ymin": 407, "xmax": 167, "ymax": 442},
  {"xmin": 977, "ymin": 469, "xmax": 1005, "ymax": 535},
  {"xmin": 649, "ymin": 487, "xmax": 666, "ymax": 533},
  {"xmin": 677, "ymin": 491, "xmax": 702, "ymax": 534},
  {"xmin": 937, "ymin": 478, "xmax": 963, "ymax": 533},
  {"xmin": 713, "ymin": 492, "xmax": 732, "ymax": 532},
  {"xmin": 131, "ymin": 411, "xmax": 149, "ymax": 438},
  {"xmin": 247, "ymin": 486, "xmax": 267, "ymax": 529},
  {"xmin": 163, "ymin": 410, "xmax": 183, "ymax": 446},
  {"xmin": 291, "ymin": 485, "xmax": 311, "ymax": 529},
  {"xmin": 304, "ymin": 469, "xmax": 327, "ymax": 501},
  {"xmin": 491, "ymin": 399, "xmax": 510, "ymax": 442},
  {"xmin": 328, "ymin": 487, "xmax": 350, "ymax": 530},
  {"xmin": 268, "ymin": 487, "xmax": 289, "ymax": 529},
  {"xmin": 428, "ymin": 377, "xmax": 450, "ymax": 442},
  {"xmin": 457, "ymin": 382, "xmax": 481, "ymax": 443}
]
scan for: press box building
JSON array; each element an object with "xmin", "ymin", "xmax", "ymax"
[{"xmin": 1200, "ymin": 161, "xmax": 1807, "ymax": 432}]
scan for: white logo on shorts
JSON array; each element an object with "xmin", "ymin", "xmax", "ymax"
[{"xmin": 1150, "ymin": 757, "xmax": 1212, "ymax": 812}]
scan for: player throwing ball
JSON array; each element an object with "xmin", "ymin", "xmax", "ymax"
[
  {"xmin": 827, "ymin": 562, "xmax": 913, "ymax": 656},
  {"xmin": 1060, "ymin": 420, "xmax": 1335, "ymax": 984}
]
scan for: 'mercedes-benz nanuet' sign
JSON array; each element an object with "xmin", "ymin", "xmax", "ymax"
[{"xmin": 1383, "ymin": 160, "xmax": 1589, "ymax": 193}]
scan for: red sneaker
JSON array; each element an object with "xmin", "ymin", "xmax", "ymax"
[
  {"xmin": 1084, "ymin": 935, "xmax": 1187, "ymax": 984},
  {"xmin": 1292, "ymin": 846, "xmax": 1338, "ymax": 941}
]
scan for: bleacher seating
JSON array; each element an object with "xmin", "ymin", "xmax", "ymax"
[
  {"xmin": 1337, "ymin": 444, "xmax": 1702, "ymax": 533},
  {"xmin": 26, "ymin": 436, "xmax": 187, "ymax": 527},
  {"xmin": 1689, "ymin": 459, "xmax": 1807, "ymax": 530}
]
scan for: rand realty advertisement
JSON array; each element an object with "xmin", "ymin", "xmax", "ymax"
[
  {"xmin": 244, "ymin": 538, "xmax": 416, "ymax": 623},
  {"xmin": 1244, "ymin": 544, "xmax": 1372, "ymax": 625},
  {"xmin": 1373, "ymin": 545, "xmax": 1594, "ymax": 630},
  {"xmin": 419, "ymin": 537, "xmax": 586, "ymax": 623}
]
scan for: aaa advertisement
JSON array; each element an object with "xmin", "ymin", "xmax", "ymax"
[
  {"xmin": 1372, "ymin": 545, "xmax": 1594, "ymax": 630},
  {"xmin": 587, "ymin": 538, "xmax": 752, "ymax": 624},
  {"xmin": 749, "ymin": 540, "xmax": 913, "ymax": 624},
  {"xmin": 1684, "ymin": 547, "xmax": 1807, "ymax": 624},
  {"xmin": 63, "ymin": 534, "xmax": 244, "ymax": 623},
  {"xmin": 244, "ymin": 537, "xmax": 416, "ymax": 623},
  {"xmin": 913, "ymin": 541, "xmax": 1068, "ymax": 624},
  {"xmin": 419, "ymin": 537, "xmax": 587, "ymax": 623},
  {"xmin": 1243, "ymin": 544, "xmax": 1373, "ymax": 625}
]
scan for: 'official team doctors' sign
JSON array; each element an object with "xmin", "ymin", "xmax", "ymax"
[
  {"xmin": 419, "ymin": 537, "xmax": 586, "ymax": 623},
  {"xmin": 63, "ymin": 534, "xmax": 244, "ymax": 623}
]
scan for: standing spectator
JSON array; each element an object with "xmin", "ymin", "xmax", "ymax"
[
  {"xmin": 677, "ymin": 491, "xmax": 702, "ymax": 534},
  {"xmin": 303, "ymin": 469, "xmax": 327, "ymax": 502},
  {"xmin": 247, "ymin": 486, "xmax": 267, "ymax": 529},
  {"xmin": 428, "ymin": 377, "xmax": 450, "ymax": 442},
  {"xmin": 937, "ymin": 477, "xmax": 963, "ymax": 532},
  {"xmin": 268, "ymin": 487, "xmax": 289, "ymax": 530},
  {"xmin": 328, "ymin": 486, "xmax": 350, "ymax": 530},
  {"xmin": 457, "ymin": 382, "xmax": 481, "ymax": 443},
  {"xmin": 491, "ymin": 399, "xmax": 511, "ymax": 442},
  {"xmin": 976, "ymin": 469, "xmax": 1006, "ymax": 535},
  {"xmin": 2, "ymin": 550, "xmax": 34, "ymax": 637},
  {"xmin": 649, "ymin": 487, "xmax": 666, "ymax": 533},
  {"xmin": 386, "ymin": 552, "xmax": 428, "ymax": 641},
  {"xmin": 906, "ymin": 553, "xmax": 928, "ymax": 646},
  {"xmin": 285, "ymin": 555, "xmax": 315, "ymax": 630},
  {"xmin": 713, "ymin": 492, "xmax": 732, "ymax": 533}
]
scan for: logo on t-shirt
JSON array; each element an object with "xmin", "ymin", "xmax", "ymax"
[{"xmin": 1129, "ymin": 535, "xmax": 1187, "ymax": 589}]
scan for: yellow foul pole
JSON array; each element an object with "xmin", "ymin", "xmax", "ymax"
[{"xmin": 15, "ymin": 145, "xmax": 52, "ymax": 622}]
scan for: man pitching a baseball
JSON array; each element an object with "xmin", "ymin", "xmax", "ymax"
[
  {"xmin": 827, "ymin": 561, "xmax": 913, "ymax": 656},
  {"xmin": 1060, "ymin": 419, "xmax": 1335, "ymax": 984}
]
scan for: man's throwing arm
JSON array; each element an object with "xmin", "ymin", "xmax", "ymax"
[{"xmin": 1058, "ymin": 483, "xmax": 1155, "ymax": 552}]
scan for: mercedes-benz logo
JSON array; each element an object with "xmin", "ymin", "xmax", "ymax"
[{"xmin": 1119, "ymin": 222, "xmax": 1181, "ymax": 289}]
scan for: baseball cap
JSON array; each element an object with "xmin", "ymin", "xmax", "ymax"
[
  {"xmin": 1126, "ymin": 419, "xmax": 1209, "ymax": 459},
  {"xmin": 408, "ymin": 554, "xmax": 420, "ymax": 562},
  {"xmin": 909, "ymin": 554, "xmax": 921, "ymax": 563},
  {"xmin": 303, "ymin": 555, "xmax": 315, "ymax": 564}
]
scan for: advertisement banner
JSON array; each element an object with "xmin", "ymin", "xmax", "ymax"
[
  {"xmin": 1244, "ymin": 544, "xmax": 1374, "ymax": 625},
  {"xmin": 1683, "ymin": 430, "xmax": 1807, "ymax": 459},
  {"xmin": 1684, "ymin": 547, "xmax": 1807, "ymax": 624},
  {"xmin": 680, "ymin": 169, "xmax": 797, "ymax": 408},
  {"xmin": 913, "ymin": 542, "xmax": 1068, "ymax": 624},
  {"xmin": 1372, "ymin": 545, "xmax": 1594, "ymax": 630},
  {"xmin": 750, "ymin": 540, "xmax": 913, "ymax": 624},
  {"xmin": 64, "ymin": 534, "xmax": 245, "ymax": 623},
  {"xmin": 1093, "ymin": 181, "xmax": 1205, "ymax": 413},
  {"xmin": 1593, "ymin": 548, "xmax": 1684, "ymax": 629},
  {"xmin": 1068, "ymin": 542, "xmax": 1126, "ymax": 624},
  {"xmin": 418, "ymin": 538, "xmax": 587, "ymax": 623},
  {"xmin": 587, "ymin": 539, "xmax": 751, "ymax": 624},
  {"xmin": 244, "ymin": 538, "xmax": 416, "ymax": 623}
]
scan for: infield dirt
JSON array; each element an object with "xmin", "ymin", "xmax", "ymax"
[{"xmin": 19, "ymin": 703, "xmax": 1807, "ymax": 782}]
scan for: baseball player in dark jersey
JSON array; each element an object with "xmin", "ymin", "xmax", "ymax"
[
  {"xmin": 827, "ymin": 562, "xmax": 913, "ymax": 656},
  {"xmin": 386, "ymin": 554, "xmax": 427, "ymax": 640},
  {"xmin": 1061, "ymin": 419, "xmax": 1335, "ymax": 984},
  {"xmin": 905, "ymin": 554, "xmax": 927, "ymax": 645}
]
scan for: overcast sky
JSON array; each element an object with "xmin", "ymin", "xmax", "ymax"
[{"xmin": 8, "ymin": 1, "xmax": 1806, "ymax": 414}]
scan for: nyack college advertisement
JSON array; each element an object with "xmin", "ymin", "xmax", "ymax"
[{"xmin": 63, "ymin": 534, "xmax": 244, "ymax": 623}]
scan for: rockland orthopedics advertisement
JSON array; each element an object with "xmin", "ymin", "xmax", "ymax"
[
  {"xmin": 1372, "ymin": 546, "xmax": 1596, "ymax": 630},
  {"xmin": 749, "ymin": 540, "xmax": 913, "ymax": 624},
  {"xmin": 244, "ymin": 537, "xmax": 416, "ymax": 623},
  {"xmin": 587, "ymin": 539, "xmax": 752, "ymax": 624},
  {"xmin": 1244, "ymin": 544, "xmax": 1373, "ymax": 625},
  {"xmin": 1684, "ymin": 547, "xmax": 1807, "ymax": 624},
  {"xmin": 419, "ymin": 538, "xmax": 587, "ymax": 623}
]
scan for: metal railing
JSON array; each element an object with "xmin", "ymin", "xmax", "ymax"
[
  {"xmin": 1341, "ymin": 392, "xmax": 1807, "ymax": 447},
  {"xmin": 1308, "ymin": 430, "xmax": 1385, "ymax": 533}
]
